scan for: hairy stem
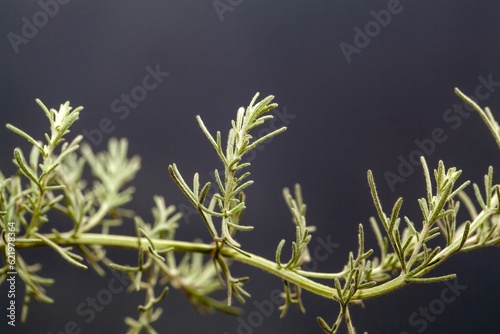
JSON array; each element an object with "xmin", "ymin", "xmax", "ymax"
[{"xmin": 4, "ymin": 216, "xmax": 492, "ymax": 305}]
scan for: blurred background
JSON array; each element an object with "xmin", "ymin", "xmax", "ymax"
[{"xmin": 1, "ymin": 1, "xmax": 499, "ymax": 333}]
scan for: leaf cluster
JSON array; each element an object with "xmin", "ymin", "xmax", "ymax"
[{"xmin": 0, "ymin": 90, "xmax": 498, "ymax": 334}]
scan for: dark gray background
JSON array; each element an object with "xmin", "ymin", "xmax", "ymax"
[{"xmin": 1, "ymin": 1, "xmax": 499, "ymax": 333}]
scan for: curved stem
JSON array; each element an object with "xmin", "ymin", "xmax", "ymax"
[
  {"xmin": 6, "ymin": 232, "xmax": 339, "ymax": 300},
  {"xmin": 2, "ymin": 193, "xmax": 496, "ymax": 306},
  {"xmin": 2, "ymin": 231, "xmax": 426, "ymax": 303}
]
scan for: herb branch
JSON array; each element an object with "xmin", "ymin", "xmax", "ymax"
[{"xmin": 0, "ymin": 90, "xmax": 498, "ymax": 333}]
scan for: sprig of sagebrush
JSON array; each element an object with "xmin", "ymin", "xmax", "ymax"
[
  {"xmin": 1, "ymin": 101, "xmax": 86, "ymax": 319},
  {"xmin": 315, "ymin": 91, "xmax": 500, "ymax": 334},
  {"xmin": 276, "ymin": 184, "xmax": 316, "ymax": 271},
  {"xmin": 274, "ymin": 184, "xmax": 315, "ymax": 317},
  {"xmin": 6, "ymin": 100, "xmax": 83, "ymax": 237},
  {"xmin": 78, "ymin": 138, "xmax": 141, "ymax": 233},
  {"xmin": 1, "ymin": 100, "xmax": 143, "ymax": 322},
  {"xmin": 168, "ymin": 93, "xmax": 286, "ymax": 305},
  {"xmin": 0, "ymin": 91, "xmax": 498, "ymax": 334},
  {"xmin": 169, "ymin": 93, "xmax": 286, "ymax": 250}
]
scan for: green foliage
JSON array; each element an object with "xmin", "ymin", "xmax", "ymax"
[{"xmin": 0, "ymin": 90, "xmax": 498, "ymax": 333}]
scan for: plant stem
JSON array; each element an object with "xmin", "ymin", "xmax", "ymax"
[
  {"xmin": 2, "ymin": 194, "xmax": 496, "ymax": 306},
  {"xmin": 0, "ymin": 235, "xmax": 437, "ymax": 304},
  {"xmin": 6, "ymin": 232, "xmax": 339, "ymax": 299}
]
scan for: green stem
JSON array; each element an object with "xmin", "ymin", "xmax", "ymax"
[
  {"xmin": 26, "ymin": 189, "xmax": 45, "ymax": 238},
  {"xmin": 1, "ymin": 231, "xmax": 427, "ymax": 302},
  {"xmin": 405, "ymin": 222, "xmax": 431, "ymax": 273},
  {"xmin": 6, "ymin": 232, "xmax": 339, "ymax": 299},
  {"xmin": 3, "ymin": 194, "xmax": 496, "ymax": 305}
]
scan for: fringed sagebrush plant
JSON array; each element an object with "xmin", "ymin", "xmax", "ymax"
[{"xmin": 0, "ymin": 90, "xmax": 498, "ymax": 333}]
